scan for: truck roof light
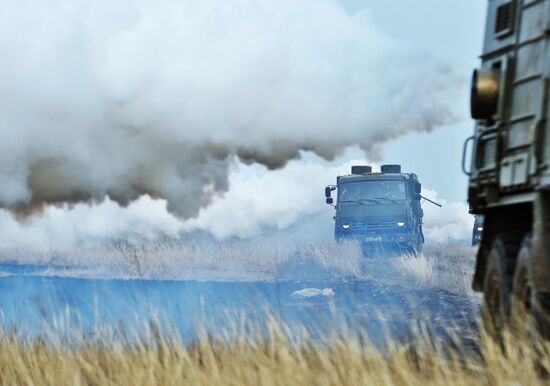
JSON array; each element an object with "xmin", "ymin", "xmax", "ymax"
[
  {"xmin": 381, "ymin": 164, "xmax": 401, "ymax": 173},
  {"xmin": 351, "ymin": 165, "xmax": 372, "ymax": 175}
]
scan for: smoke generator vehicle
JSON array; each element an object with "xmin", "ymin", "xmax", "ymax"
[
  {"xmin": 325, "ymin": 164, "xmax": 440, "ymax": 256},
  {"xmin": 465, "ymin": 0, "xmax": 550, "ymax": 333},
  {"xmin": 472, "ymin": 215, "xmax": 485, "ymax": 246}
]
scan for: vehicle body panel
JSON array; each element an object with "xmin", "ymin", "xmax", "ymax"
[
  {"xmin": 467, "ymin": 0, "xmax": 550, "ymax": 298},
  {"xmin": 328, "ymin": 167, "xmax": 424, "ymax": 255}
]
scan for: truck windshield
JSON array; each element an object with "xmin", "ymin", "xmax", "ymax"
[{"xmin": 339, "ymin": 180, "xmax": 406, "ymax": 202}]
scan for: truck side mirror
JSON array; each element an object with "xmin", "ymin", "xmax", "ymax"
[
  {"xmin": 415, "ymin": 183, "xmax": 421, "ymax": 194},
  {"xmin": 325, "ymin": 186, "xmax": 336, "ymax": 198},
  {"xmin": 326, "ymin": 197, "xmax": 333, "ymax": 205}
]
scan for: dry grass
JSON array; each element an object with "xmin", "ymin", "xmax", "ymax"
[
  {"xmin": 0, "ymin": 241, "xmax": 545, "ymax": 384},
  {"xmin": 0, "ymin": 322, "xmax": 548, "ymax": 386},
  {"xmin": 0, "ymin": 238, "xmax": 364, "ymax": 281}
]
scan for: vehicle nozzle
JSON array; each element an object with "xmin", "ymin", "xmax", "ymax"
[{"xmin": 420, "ymin": 195, "xmax": 442, "ymax": 208}]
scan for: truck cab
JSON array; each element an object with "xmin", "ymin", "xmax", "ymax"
[{"xmin": 325, "ymin": 164, "xmax": 425, "ymax": 256}]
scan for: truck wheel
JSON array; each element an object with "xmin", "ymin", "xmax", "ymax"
[
  {"xmin": 511, "ymin": 234, "xmax": 534, "ymax": 336},
  {"xmin": 511, "ymin": 234, "xmax": 550, "ymax": 338},
  {"xmin": 401, "ymin": 238, "xmax": 421, "ymax": 257},
  {"xmin": 406, "ymin": 245, "xmax": 420, "ymax": 257},
  {"xmin": 414, "ymin": 242, "xmax": 423, "ymax": 257},
  {"xmin": 482, "ymin": 233, "xmax": 523, "ymax": 338}
]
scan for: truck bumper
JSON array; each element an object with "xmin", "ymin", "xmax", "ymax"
[{"xmin": 336, "ymin": 232, "xmax": 417, "ymax": 249}]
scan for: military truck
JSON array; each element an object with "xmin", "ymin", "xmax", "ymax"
[
  {"xmin": 465, "ymin": 0, "xmax": 550, "ymax": 332},
  {"xmin": 472, "ymin": 215, "xmax": 485, "ymax": 246},
  {"xmin": 325, "ymin": 164, "xmax": 440, "ymax": 256}
]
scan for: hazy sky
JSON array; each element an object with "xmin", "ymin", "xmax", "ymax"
[{"xmin": 341, "ymin": 0, "xmax": 487, "ymax": 202}]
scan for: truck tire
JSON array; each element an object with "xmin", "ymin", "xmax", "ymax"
[
  {"xmin": 406, "ymin": 244, "xmax": 421, "ymax": 257},
  {"xmin": 511, "ymin": 234, "xmax": 550, "ymax": 338},
  {"xmin": 482, "ymin": 232, "xmax": 523, "ymax": 338},
  {"xmin": 511, "ymin": 234, "xmax": 535, "ymax": 335}
]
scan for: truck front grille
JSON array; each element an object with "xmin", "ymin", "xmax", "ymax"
[{"xmin": 349, "ymin": 219, "xmax": 396, "ymax": 232}]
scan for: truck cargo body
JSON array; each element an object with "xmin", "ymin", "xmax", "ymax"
[{"xmin": 467, "ymin": 0, "xmax": 550, "ymax": 332}]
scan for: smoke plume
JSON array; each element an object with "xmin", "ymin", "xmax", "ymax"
[
  {"xmin": 0, "ymin": 155, "xmax": 474, "ymax": 251},
  {"xmin": 0, "ymin": 0, "xmax": 459, "ymax": 217}
]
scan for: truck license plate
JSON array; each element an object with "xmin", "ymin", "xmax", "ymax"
[{"xmin": 366, "ymin": 236, "xmax": 382, "ymax": 242}]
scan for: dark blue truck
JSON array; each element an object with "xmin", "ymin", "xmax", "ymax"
[{"xmin": 325, "ymin": 164, "xmax": 439, "ymax": 256}]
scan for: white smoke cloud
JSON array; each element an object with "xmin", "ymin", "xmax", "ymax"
[
  {"xmin": 0, "ymin": 154, "xmax": 473, "ymax": 251},
  {"xmin": 420, "ymin": 188, "xmax": 474, "ymax": 243},
  {"xmin": 0, "ymin": 196, "xmax": 182, "ymax": 250},
  {"xmin": 180, "ymin": 155, "xmax": 339, "ymax": 239},
  {"xmin": 182, "ymin": 156, "xmax": 474, "ymax": 242},
  {"xmin": 0, "ymin": 0, "xmax": 459, "ymax": 217}
]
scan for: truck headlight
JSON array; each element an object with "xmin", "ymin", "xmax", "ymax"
[
  {"xmin": 342, "ymin": 223, "xmax": 350, "ymax": 229},
  {"xmin": 477, "ymin": 226, "xmax": 483, "ymax": 231},
  {"xmin": 397, "ymin": 221, "xmax": 405, "ymax": 227}
]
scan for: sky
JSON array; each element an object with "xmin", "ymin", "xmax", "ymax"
[
  {"xmin": 0, "ymin": 0, "xmax": 489, "ymax": 248},
  {"xmin": 343, "ymin": 0, "xmax": 487, "ymax": 202}
]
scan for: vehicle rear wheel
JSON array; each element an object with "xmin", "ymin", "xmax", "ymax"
[
  {"xmin": 482, "ymin": 233, "xmax": 523, "ymax": 338},
  {"xmin": 404, "ymin": 244, "xmax": 421, "ymax": 257},
  {"xmin": 511, "ymin": 234, "xmax": 550, "ymax": 338},
  {"xmin": 511, "ymin": 234, "xmax": 534, "ymax": 336}
]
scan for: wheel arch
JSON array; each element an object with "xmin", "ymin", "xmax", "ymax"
[{"xmin": 472, "ymin": 203, "xmax": 533, "ymax": 292}]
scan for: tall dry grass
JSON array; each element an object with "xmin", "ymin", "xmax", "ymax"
[
  {"xmin": 0, "ymin": 241, "xmax": 544, "ymax": 384},
  {"xmin": 0, "ymin": 321, "xmax": 548, "ymax": 386}
]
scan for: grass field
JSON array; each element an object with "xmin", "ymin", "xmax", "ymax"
[
  {"xmin": 0, "ymin": 242, "xmax": 545, "ymax": 385},
  {"xmin": 1, "ymin": 322, "xmax": 548, "ymax": 386}
]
